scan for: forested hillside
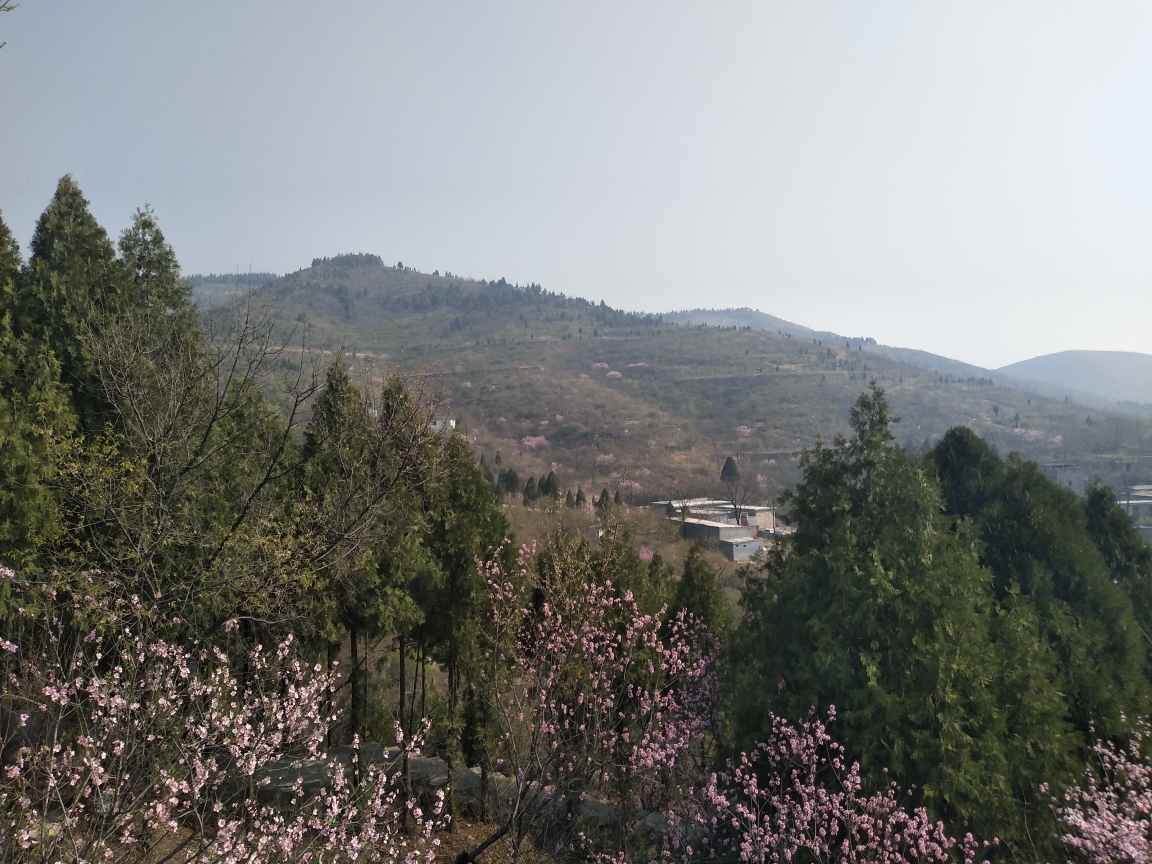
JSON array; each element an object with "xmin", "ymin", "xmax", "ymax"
[
  {"xmin": 216, "ymin": 259, "xmax": 1152, "ymax": 504},
  {"xmin": 4, "ymin": 178, "xmax": 1152, "ymax": 864}
]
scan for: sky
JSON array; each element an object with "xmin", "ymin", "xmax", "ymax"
[{"xmin": 3, "ymin": 2, "xmax": 1152, "ymax": 369}]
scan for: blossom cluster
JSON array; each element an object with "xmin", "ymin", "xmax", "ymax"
[
  {"xmin": 479, "ymin": 545, "xmax": 718, "ymax": 859},
  {"xmin": 1047, "ymin": 722, "xmax": 1152, "ymax": 864},
  {"xmin": 679, "ymin": 709, "xmax": 985, "ymax": 864},
  {"xmin": 0, "ymin": 576, "xmax": 440, "ymax": 864}
]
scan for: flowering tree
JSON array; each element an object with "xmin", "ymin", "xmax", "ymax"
[
  {"xmin": 467, "ymin": 544, "xmax": 718, "ymax": 863},
  {"xmin": 1047, "ymin": 722, "xmax": 1152, "ymax": 864},
  {"xmin": 0, "ymin": 568, "xmax": 440, "ymax": 864},
  {"xmin": 685, "ymin": 709, "xmax": 985, "ymax": 864}
]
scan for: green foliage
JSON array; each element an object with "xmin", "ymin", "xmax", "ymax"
[
  {"xmin": 733, "ymin": 385, "xmax": 1080, "ymax": 860},
  {"xmin": 671, "ymin": 543, "xmax": 731, "ymax": 636},
  {"xmin": 720, "ymin": 455, "xmax": 740, "ymax": 485},
  {"xmin": 0, "ymin": 212, "xmax": 74, "ymax": 566},
  {"xmin": 926, "ymin": 427, "xmax": 1150, "ymax": 739},
  {"xmin": 19, "ymin": 176, "xmax": 125, "ymax": 430},
  {"xmin": 1084, "ymin": 481, "xmax": 1152, "ymax": 666}
]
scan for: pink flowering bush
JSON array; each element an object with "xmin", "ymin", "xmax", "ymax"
[
  {"xmin": 521, "ymin": 435, "xmax": 548, "ymax": 450},
  {"xmin": 618, "ymin": 480, "xmax": 643, "ymax": 498},
  {"xmin": 477, "ymin": 545, "xmax": 718, "ymax": 862},
  {"xmin": 674, "ymin": 709, "xmax": 984, "ymax": 864},
  {"xmin": 1047, "ymin": 722, "xmax": 1152, "ymax": 864},
  {"xmin": 0, "ymin": 571, "xmax": 440, "ymax": 864}
]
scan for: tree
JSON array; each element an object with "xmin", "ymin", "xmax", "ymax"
[
  {"xmin": 17, "ymin": 176, "xmax": 125, "ymax": 431},
  {"xmin": 0, "ymin": 212, "xmax": 73, "ymax": 568},
  {"xmin": 1084, "ymin": 480, "xmax": 1152, "ymax": 674},
  {"xmin": 733, "ymin": 384, "xmax": 1030, "ymax": 855},
  {"xmin": 671, "ymin": 543, "xmax": 731, "ymax": 637},
  {"xmin": 575, "ymin": 486, "xmax": 586, "ymax": 507},
  {"xmin": 1047, "ymin": 721, "xmax": 1152, "ymax": 864},
  {"xmin": 302, "ymin": 362, "xmax": 437, "ymax": 740},
  {"xmin": 926, "ymin": 427, "xmax": 1150, "ymax": 741},
  {"xmin": 0, "ymin": 571, "xmax": 441, "ymax": 864},
  {"xmin": 695, "ymin": 708, "xmax": 982, "ymax": 864},
  {"xmin": 420, "ymin": 432, "xmax": 514, "ymax": 817},
  {"xmin": 497, "ymin": 467, "xmax": 520, "ymax": 499},
  {"xmin": 466, "ymin": 538, "xmax": 717, "ymax": 863},
  {"xmin": 720, "ymin": 455, "xmax": 748, "ymax": 523}
]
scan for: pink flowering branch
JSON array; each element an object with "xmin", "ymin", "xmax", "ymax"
[
  {"xmin": 0, "ymin": 571, "xmax": 441, "ymax": 864},
  {"xmin": 473, "ymin": 544, "xmax": 719, "ymax": 862},
  {"xmin": 1047, "ymin": 721, "xmax": 1152, "ymax": 864},
  {"xmin": 673, "ymin": 709, "xmax": 987, "ymax": 864}
]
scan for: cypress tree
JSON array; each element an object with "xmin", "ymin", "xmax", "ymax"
[
  {"xmin": 671, "ymin": 544, "xmax": 730, "ymax": 635},
  {"xmin": 0, "ymin": 212, "xmax": 74, "ymax": 566},
  {"xmin": 19, "ymin": 176, "xmax": 124, "ymax": 430}
]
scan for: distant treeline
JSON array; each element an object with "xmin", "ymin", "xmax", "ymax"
[
  {"xmin": 311, "ymin": 253, "xmax": 383, "ymax": 268},
  {"xmin": 186, "ymin": 272, "xmax": 280, "ymax": 287},
  {"xmin": 386, "ymin": 277, "xmax": 664, "ymax": 328}
]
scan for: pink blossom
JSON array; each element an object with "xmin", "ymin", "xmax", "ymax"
[
  {"xmin": 736, "ymin": 425, "xmax": 753, "ymax": 438},
  {"xmin": 606, "ymin": 371, "xmax": 622, "ymax": 379},
  {"xmin": 521, "ymin": 435, "xmax": 548, "ymax": 450},
  {"xmin": 1048, "ymin": 721, "xmax": 1152, "ymax": 864}
]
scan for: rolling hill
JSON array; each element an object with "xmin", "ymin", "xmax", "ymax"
[
  {"xmin": 998, "ymin": 350, "xmax": 1152, "ymax": 415},
  {"xmin": 189, "ymin": 258, "xmax": 1152, "ymax": 502}
]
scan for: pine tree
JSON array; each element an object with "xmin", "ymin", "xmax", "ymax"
[
  {"xmin": 575, "ymin": 486, "xmax": 586, "ymax": 507},
  {"xmin": 0, "ymin": 212, "xmax": 74, "ymax": 566},
  {"xmin": 421, "ymin": 432, "xmax": 514, "ymax": 806},
  {"xmin": 671, "ymin": 544, "xmax": 730, "ymax": 635},
  {"xmin": 19, "ymin": 176, "xmax": 124, "ymax": 430},
  {"xmin": 735, "ymin": 385, "xmax": 1035, "ymax": 855}
]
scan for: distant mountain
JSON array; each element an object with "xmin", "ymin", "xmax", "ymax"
[
  {"xmin": 998, "ymin": 351, "xmax": 1152, "ymax": 413},
  {"xmin": 670, "ymin": 308, "xmax": 997, "ymax": 382}
]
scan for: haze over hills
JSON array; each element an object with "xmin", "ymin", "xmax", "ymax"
[
  {"xmin": 188, "ymin": 260, "xmax": 1152, "ymax": 499},
  {"xmin": 998, "ymin": 351, "xmax": 1152, "ymax": 414},
  {"xmin": 669, "ymin": 306, "xmax": 1152, "ymax": 417}
]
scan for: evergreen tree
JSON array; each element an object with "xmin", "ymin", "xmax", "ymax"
[
  {"xmin": 927, "ymin": 427, "xmax": 1149, "ymax": 739},
  {"xmin": 0, "ymin": 212, "xmax": 74, "ymax": 566},
  {"xmin": 734, "ymin": 385, "xmax": 1033, "ymax": 855},
  {"xmin": 564, "ymin": 490, "xmax": 576, "ymax": 508},
  {"xmin": 497, "ymin": 467, "xmax": 520, "ymax": 499},
  {"xmin": 646, "ymin": 552, "xmax": 674, "ymax": 606},
  {"xmin": 1084, "ymin": 481, "xmax": 1152, "ymax": 667},
  {"xmin": 18, "ymin": 176, "xmax": 124, "ymax": 429},
  {"xmin": 671, "ymin": 544, "xmax": 731, "ymax": 636},
  {"xmin": 421, "ymin": 432, "xmax": 514, "ymax": 803},
  {"xmin": 575, "ymin": 486, "xmax": 586, "ymax": 507}
]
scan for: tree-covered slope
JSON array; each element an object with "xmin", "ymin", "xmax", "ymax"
[{"xmin": 206, "ymin": 257, "xmax": 1152, "ymax": 503}]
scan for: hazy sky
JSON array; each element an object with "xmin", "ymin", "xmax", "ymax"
[{"xmin": 3, "ymin": 2, "xmax": 1152, "ymax": 369}]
